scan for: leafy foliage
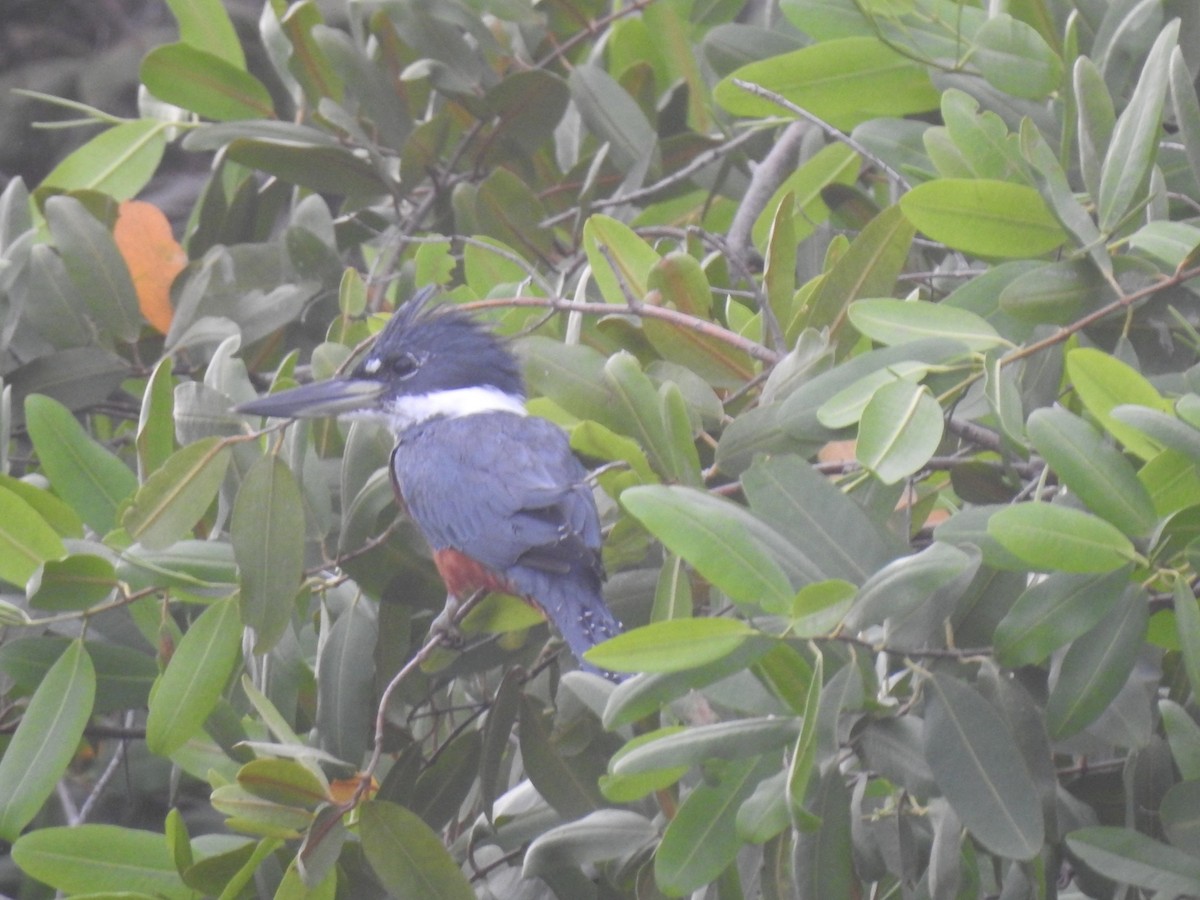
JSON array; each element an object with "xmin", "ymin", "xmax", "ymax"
[{"xmin": 4, "ymin": 0, "xmax": 1200, "ymax": 897}]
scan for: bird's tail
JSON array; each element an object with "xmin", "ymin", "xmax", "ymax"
[{"xmin": 537, "ymin": 578, "xmax": 625, "ymax": 681}]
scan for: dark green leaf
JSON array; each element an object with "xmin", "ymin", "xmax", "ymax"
[
  {"xmin": 27, "ymin": 553, "xmax": 116, "ymax": 611},
  {"xmin": 232, "ymin": 455, "xmax": 305, "ymax": 653},
  {"xmin": 25, "ymin": 394, "xmax": 137, "ymax": 534},
  {"xmin": 146, "ymin": 596, "xmax": 243, "ymax": 756},
  {"xmin": 994, "ymin": 567, "xmax": 1131, "ymax": 667},
  {"xmin": 359, "ymin": 801, "xmax": 475, "ymax": 900},
  {"xmin": 1067, "ymin": 826, "xmax": 1200, "ymax": 895},
  {"xmin": 715, "ymin": 37, "xmax": 939, "ymax": 128},
  {"xmin": 1045, "ymin": 586, "xmax": 1147, "ymax": 739},
  {"xmin": 655, "ymin": 755, "xmax": 776, "ymax": 894},
  {"xmin": 923, "ymin": 673, "xmax": 1044, "ymax": 860},
  {"xmin": 988, "ymin": 504, "xmax": 1139, "ymax": 572},
  {"xmin": 856, "ymin": 380, "xmax": 944, "ymax": 485},
  {"xmin": 12, "ymin": 825, "xmax": 190, "ymax": 899},
  {"xmin": 621, "ymin": 485, "xmax": 803, "ymax": 610},
  {"xmin": 1097, "ymin": 21, "xmax": 1179, "ymax": 231},
  {"xmin": 1026, "ymin": 406, "xmax": 1157, "ymax": 537},
  {"xmin": 141, "ymin": 43, "xmax": 275, "ymax": 121},
  {"xmin": 124, "ymin": 437, "xmax": 231, "ymax": 551},
  {"xmin": 44, "ymin": 196, "xmax": 142, "ymax": 343},
  {"xmin": 0, "ymin": 640, "xmax": 95, "ymax": 841}
]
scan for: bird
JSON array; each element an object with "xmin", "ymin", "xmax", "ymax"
[{"xmin": 237, "ymin": 288, "xmax": 623, "ymax": 679}]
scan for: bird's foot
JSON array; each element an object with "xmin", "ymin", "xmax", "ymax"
[{"xmin": 429, "ymin": 594, "xmax": 465, "ymax": 649}]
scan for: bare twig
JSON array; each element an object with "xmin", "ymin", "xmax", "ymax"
[
  {"xmin": 462, "ymin": 294, "xmax": 779, "ymax": 364},
  {"xmin": 730, "ymin": 79, "xmax": 910, "ymax": 192}
]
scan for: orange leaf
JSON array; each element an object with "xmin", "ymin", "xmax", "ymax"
[{"xmin": 113, "ymin": 200, "xmax": 186, "ymax": 334}]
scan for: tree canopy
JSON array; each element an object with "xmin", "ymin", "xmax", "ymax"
[{"xmin": 2, "ymin": 0, "xmax": 1200, "ymax": 897}]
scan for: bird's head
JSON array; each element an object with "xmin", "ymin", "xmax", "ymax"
[{"xmin": 237, "ymin": 288, "xmax": 526, "ymax": 432}]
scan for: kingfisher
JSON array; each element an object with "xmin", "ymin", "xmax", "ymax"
[{"xmin": 237, "ymin": 288, "xmax": 623, "ymax": 679}]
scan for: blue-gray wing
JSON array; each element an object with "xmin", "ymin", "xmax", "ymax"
[
  {"xmin": 391, "ymin": 413, "xmax": 621, "ymax": 671},
  {"xmin": 391, "ymin": 413, "xmax": 602, "ymax": 579}
]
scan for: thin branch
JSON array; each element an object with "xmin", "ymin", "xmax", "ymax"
[
  {"xmin": 1000, "ymin": 262, "xmax": 1200, "ymax": 365},
  {"xmin": 534, "ymin": 0, "xmax": 659, "ymax": 70},
  {"xmin": 726, "ymin": 120, "xmax": 809, "ymax": 267},
  {"xmin": 730, "ymin": 79, "xmax": 911, "ymax": 191},
  {"xmin": 352, "ymin": 591, "xmax": 489, "ymax": 804},
  {"xmin": 540, "ymin": 128, "xmax": 765, "ymax": 229},
  {"xmin": 461, "ymin": 294, "xmax": 780, "ymax": 364}
]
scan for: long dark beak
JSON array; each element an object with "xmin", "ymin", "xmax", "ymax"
[{"xmin": 237, "ymin": 378, "xmax": 387, "ymax": 419}]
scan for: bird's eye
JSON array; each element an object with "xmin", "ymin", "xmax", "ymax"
[{"xmin": 392, "ymin": 352, "xmax": 421, "ymax": 379}]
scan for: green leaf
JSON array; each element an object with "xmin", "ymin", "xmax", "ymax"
[
  {"xmin": 621, "ymin": 485, "xmax": 800, "ymax": 611},
  {"xmin": 603, "ymin": 352, "xmax": 674, "ymax": 478},
  {"xmin": 358, "ymin": 802, "xmax": 475, "ymax": 900},
  {"xmin": 25, "ymin": 394, "xmax": 137, "ymax": 534},
  {"xmin": 232, "ymin": 456, "xmax": 305, "ymax": 653},
  {"xmin": 848, "ymin": 299, "xmax": 1006, "ymax": 351},
  {"xmin": 164, "ymin": 0, "xmax": 245, "ymax": 67},
  {"xmin": 613, "ymin": 718, "xmax": 800, "ymax": 776},
  {"xmin": 39, "ymin": 121, "xmax": 167, "ymax": 201},
  {"xmin": 1067, "ymin": 826, "xmax": 1200, "ymax": 895},
  {"xmin": 715, "ymin": 37, "xmax": 939, "ymax": 129},
  {"xmin": 1162, "ymin": 698, "xmax": 1200, "ymax": 781},
  {"xmin": 569, "ymin": 65, "xmax": 656, "ymax": 174},
  {"xmin": 43, "ymin": 196, "xmax": 142, "ymax": 343},
  {"xmin": 741, "ymin": 454, "xmax": 902, "ymax": 585},
  {"xmin": 0, "ymin": 637, "xmax": 155, "ymax": 715},
  {"xmin": 146, "ymin": 596, "xmax": 243, "ymax": 756},
  {"xmin": 209, "ymin": 784, "xmax": 311, "ymax": 837},
  {"xmin": 847, "ymin": 542, "xmax": 979, "ymax": 631},
  {"xmin": 524, "ymin": 810, "xmax": 658, "ymax": 876},
  {"xmin": 1066, "ymin": 347, "xmax": 1170, "ymax": 460},
  {"xmin": 136, "ymin": 357, "xmax": 176, "ymax": 482},
  {"xmin": 141, "ymin": 43, "xmax": 275, "ymax": 121},
  {"xmin": 655, "ymin": 755, "xmax": 776, "ymax": 894},
  {"xmin": 225, "ymin": 140, "xmax": 382, "ymax": 199},
  {"xmin": 0, "ymin": 640, "xmax": 95, "ymax": 841},
  {"xmin": 751, "ymin": 143, "xmax": 861, "ymax": 250},
  {"xmin": 1026, "ymin": 407, "xmax": 1157, "ymax": 537},
  {"xmin": 124, "ymin": 437, "xmax": 231, "ymax": 551},
  {"xmin": 12, "ymin": 825, "xmax": 191, "ymax": 899},
  {"xmin": 971, "ymin": 13, "xmax": 1063, "ymax": 100},
  {"xmin": 1045, "ymin": 586, "xmax": 1147, "ymax": 738},
  {"xmin": 0, "ymin": 485, "xmax": 67, "ymax": 587},
  {"xmin": 856, "ymin": 380, "xmax": 944, "ymax": 485},
  {"xmin": 1110, "ymin": 404, "xmax": 1200, "ymax": 457},
  {"xmin": 1170, "ymin": 46, "xmax": 1200, "ymax": 192},
  {"xmin": 409, "ymin": 731, "xmax": 482, "ymax": 831},
  {"xmin": 27, "ymin": 553, "xmax": 116, "ymax": 611},
  {"xmin": 994, "ymin": 567, "xmax": 1131, "ymax": 667},
  {"xmin": 586, "ymin": 617, "xmax": 759, "ymax": 674},
  {"xmin": 899, "ymin": 179, "xmax": 1066, "ymax": 258},
  {"xmin": 582, "ymin": 214, "xmax": 660, "ymax": 306},
  {"xmin": 315, "ymin": 598, "xmax": 376, "ymax": 765},
  {"xmin": 472, "ymin": 168, "xmax": 554, "ymax": 261},
  {"xmin": 988, "ymin": 504, "xmax": 1139, "ymax": 573},
  {"xmin": 1097, "ymin": 20, "xmax": 1179, "ymax": 231},
  {"xmin": 804, "ymin": 205, "xmax": 916, "ymax": 334},
  {"xmin": 1174, "ymin": 580, "xmax": 1200, "ymax": 703},
  {"xmin": 518, "ymin": 696, "xmax": 604, "ymax": 818},
  {"xmin": 237, "ymin": 759, "xmax": 329, "ymax": 808},
  {"xmin": 922, "ymin": 673, "xmax": 1044, "ymax": 860},
  {"xmin": 998, "ymin": 259, "xmax": 1107, "ymax": 325},
  {"xmin": 785, "ymin": 651, "xmax": 823, "ymax": 830},
  {"xmin": 645, "ymin": 256, "xmax": 754, "ymax": 387}
]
